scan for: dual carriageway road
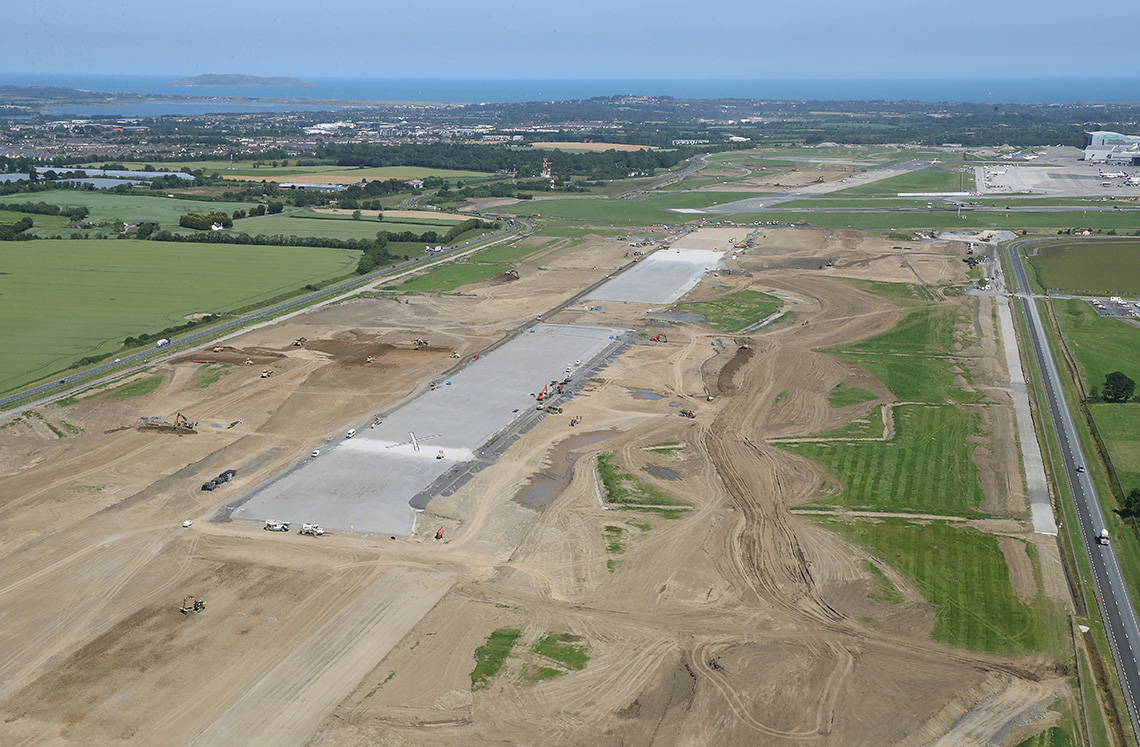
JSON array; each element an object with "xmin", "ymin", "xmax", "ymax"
[{"xmin": 1005, "ymin": 239, "xmax": 1140, "ymax": 738}]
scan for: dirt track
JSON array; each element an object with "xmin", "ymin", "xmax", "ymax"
[{"xmin": 0, "ymin": 228, "xmax": 1073, "ymax": 745}]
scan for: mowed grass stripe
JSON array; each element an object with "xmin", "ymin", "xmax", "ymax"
[
  {"xmin": 786, "ymin": 405, "xmax": 986, "ymax": 515},
  {"xmin": 0, "ymin": 239, "xmax": 358, "ymax": 393}
]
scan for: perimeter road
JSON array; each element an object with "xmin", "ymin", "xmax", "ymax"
[{"xmin": 1005, "ymin": 239, "xmax": 1140, "ymax": 738}]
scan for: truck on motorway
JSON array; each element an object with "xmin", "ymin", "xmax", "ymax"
[
  {"xmin": 1097, "ymin": 529, "xmax": 1110, "ymax": 546},
  {"xmin": 156, "ymin": 338, "xmax": 171, "ymax": 348}
]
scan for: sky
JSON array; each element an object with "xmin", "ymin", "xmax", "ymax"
[{"xmin": 4, "ymin": 0, "xmax": 1140, "ymax": 80}]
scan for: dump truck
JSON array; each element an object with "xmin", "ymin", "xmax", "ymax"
[
  {"xmin": 300, "ymin": 523, "xmax": 324, "ymax": 536},
  {"xmin": 264, "ymin": 519, "xmax": 290, "ymax": 532}
]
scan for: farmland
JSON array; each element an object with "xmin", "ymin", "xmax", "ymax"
[
  {"xmin": 83, "ymin": 161, "xmax": 493, "ymax": 183},
  {"xmin": 0, "ymin": 239, "xmax": 358, "ymax": 393}
]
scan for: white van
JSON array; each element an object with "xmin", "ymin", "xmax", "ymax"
[
  {"xmin": 346, "ymin": 429, "xmax": 356, "ymax": 438},
  {"xmin": 311, "ymin": 450, "xmax": 320, "ymax": 458}
]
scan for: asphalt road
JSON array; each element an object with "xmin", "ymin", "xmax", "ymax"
[
  {"xmin": 0, "ymin": 220, "xmax": 519, "ymax": 412},
  {"xmin": 1006, "ymin": 240, "xmax": 1140, "ymax": 736}
]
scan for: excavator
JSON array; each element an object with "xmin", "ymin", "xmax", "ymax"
[
  {"xmin": 650, "ymin": 333, "xmax": 667, "ymax": 343},
  {"xmin": 680, "ymin": 409, "xmax": 696, "ymax": 419},
  {"xmin": 535, "ymin": 384, "xmax": 549, "ymax": 402},
  {"xmin": 505, "ymin": 269, "xmax": 520, "ymax": 279},
  {"xmin": 180, "ymin": 595, "xmax": 206, "ymax": 614}
]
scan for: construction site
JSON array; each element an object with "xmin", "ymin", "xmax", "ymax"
[{"xmin": 0, "ymin": 225, "xmax": 1077, "ymax": 745}]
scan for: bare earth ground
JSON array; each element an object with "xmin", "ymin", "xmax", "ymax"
[
  {"xmin": 691, "ymin": 166, "xmax": 859, "ymax": 192},
  {"xmin": 0, "ymin": 228, "xmax": 1072, "ymax": 745}
]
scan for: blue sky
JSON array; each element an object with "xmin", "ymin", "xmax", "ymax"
[{"xmin": 4, "ymin": 0, "xmax": 1139, "ymax": 79}]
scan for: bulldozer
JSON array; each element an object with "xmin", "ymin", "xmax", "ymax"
[
  {"xmin": 180, "ymin": 595, "xmax": 206, "ymax": 614},
  {"xmin": 680, "ymin": 409, "xmax": 696, "ymax": 419},
  {"xmin": 213, "ymin": 346, "xmax": 225, "ymax": 353},
  {"xmin": 294, "ymin": 337, "xmax": 307, "ymax": 347},
  {"xmin": 243, "ymin": 359, "xmax": 253, "ymax": 366},
  {"xmin": 547, "ymin": 405, "xmax": 564, "ymax": 414},
  {"xmin": 449, "ymin": 351, "xmax": 461, "ymax": 359}
]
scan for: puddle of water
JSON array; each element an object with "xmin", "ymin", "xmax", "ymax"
[
  {"xmin": 633, "ymin": 389, "xmax": 664, "ymax": 400},
  {"xmin": 645, "ymin": 465, "xmax": 680, "ymax": 481},
  {"xmin": 514, "ymin": 431, "xmax": 616, "ymax": 509}
]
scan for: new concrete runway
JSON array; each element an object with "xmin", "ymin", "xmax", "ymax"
[{"xmin": 234, "ymin": 323, "xmax": 631, "ymax": 534}]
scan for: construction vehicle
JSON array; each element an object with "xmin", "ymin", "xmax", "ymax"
[
  {"xmin": 260, "ymin": 369, "xmax": 273, "ymax": 378},
  {"xmin": 213, "ymin": 346, "xmax": 225, "ymax": 353},
  {"xmin": 243, "ymin": 359, "xmax": 253, "ymax": 366},
  {"xmin": 436, "ymin": 450, "xmax": 445, "ymax": 460},
  {"xmin": 180, "ymin": 595, "xmax": 206, "ymax": 614},
  {"xmin": 650, "ymin": 333, "xmax": 668, "ymax": 343},
  {"xmin": 505, "ymin": 269, "xmax": 520, "ymax": 279},
  {"xmin": 547, "ymin": 405, "xmax": 563, "ymax": 414},
  {"xmin": 413, "ymin": 339, "xmax": 429, "ymax": 350},
  {"xmin": 570, "ymin": 416, "xmax": 582, "ymax": 427},
  {"xmin": 183, "ymin": 520, "xmax": 193, "ymax": 528},
  {"xmin": 300, "ymin": 523, "xmax": 324, "ymax": 536},
  {"xmin": 435, "ymin": 527, "xmax": 444, "ymax": 540},
  {"xmin": 366, "ymin": 355, "xmax": 375, "ymax": 364},
  {"xmin": 294, "ymin": 337, "xmax": 307, "ymax": 347},
  {"xmin": 536, "ymin": 384, "xmax": 548, "ymax": 402},
  {"xmin": 264, "ymin": 519, "xmax": 290, "ymax": 532},
  {"xmin": 450, "ymin": 351, "xmax": 461, "ymax": 359},
  {"xmin": 680, "ymin": 409, "xmax": 696, "ymax": 419},
  {"xmin": 1097, "ymin": 529, "xmax": 1110, "ymax": 546}
]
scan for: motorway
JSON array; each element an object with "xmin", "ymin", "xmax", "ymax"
[
  {"xmin": 1005, "ymin": 239, "xmax": 1140, "ymax": 737},
  {"xmin": 0, "ymin": 219, "xmax": 520, "ymax": 412}
]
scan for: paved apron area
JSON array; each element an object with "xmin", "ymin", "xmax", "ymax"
[
  {"xmin": 586, "ymin": 246, "xmax": 725, "ymax": 304},
  {"xmin": 232, "ymin": 324, "xmax": 630, "ymax": 535}
]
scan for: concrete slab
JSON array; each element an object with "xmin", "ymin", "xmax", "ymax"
[
  {"xmin": 586, "ymin": 247, "xmax": 725, "ymax": 304},
  {"xmin": 233, "ymin": 323, "xmax": 631, "ymax": 535}
]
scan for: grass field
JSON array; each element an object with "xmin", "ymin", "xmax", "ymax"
[
  {"xmin": 786, "ymin": 405, "xmax": 986, "ymax": 515},
  {"xmin": 0, "ymin": 239, "xmax": 359, "ymax": 394},
  {"xmin": 1028, "ymin": 240, "xmax": 1140, "ymax": 295},
  {"xmin": 497, "ymin": 192, "xmax": 753, "ymax": 224},
  {"xmin": 719, "ymin": 210, "xmax": 1140, "ymax": 232},
  {"xmin": 4, "ymin": 191, "xmax": 255, "ymax": 227},
  {"xmin": 103, "ymin": 374, "xmax": 165, "ymax": 400},
  {"xmin": 836, "ymin": 169, "xmax": 975, "ymax": 195},
  {"xmin": 211, "ymin": 210, "xmax": 457, "ymax": 241},
  {"xmin": 1053, "ymin": 300, "xmax": 1140, "ymax": 390},
  {"xmin": 83, "ymin": 160, "xmax": 492, "ymax": 182},
  {"xmin": 1013, "ymin": 727, "xmax": 1075, "ymax": 747},
  {"xmin": 824, "ymin": 518, "xmax": 1065, "ymax": 655},
  {"xmin": 532, "ymin": 633, "xmax": 590, "ymax": 670},
  {"xmin": 673, "ymin": 289, "xmax": 782, "ymax": 332},
  {"xmin": 828, "ymin": 383, "xmax": 877, "ymax": 408},
  {"xmin": 1088, "ymin": 404, "xmax": 1140, "ymax": 496},
  {"xmin": 392, "ymin": 262, "xmax": 507, "ymax": 293}
]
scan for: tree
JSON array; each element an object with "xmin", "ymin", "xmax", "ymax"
[
  {"xmin": 1103, "ymin": 371, "xmax": 1136, "ymax": 403},
  {"xmin": 352, "ymin": 210, "xmax": 361, "ymax": 220},
  {"xmin": 267, "ymin": 201, "xmax": 284, "ymax": 215}
]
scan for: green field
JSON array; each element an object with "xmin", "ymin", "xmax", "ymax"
[
  {"xmin": 211, "ymin": 210, "xmax": 459, "ymax": 241},
  {"xmin": 786, "ymin": 405, "xmax": 986, "ymax": 515},
  {"xmin": 828, "ymin": 383, "xmax": 877, "ymax": 408},
  {"xmin": 5, "ymin": 191, "xmax": 255, "ymax": 227},
  {"xmin": 1052, "ymin": 299, "xmax": 1140, "ymax": 390},
  {"xmin": 0, "ymin": 239, "xmax": 359, "ymax": 393},
  {"xmin": 1028, "ymin": 240, "xmax": 1140, "ymax": 295},
  {"xmin": 824, "ymin": 518, "xmax": 1065, "ymax": 655},
  {"xmin": 1088, "ymin": 404, "xmax": 1140, "ymax": 496},
  {"xmin": 720, "ymin": 210, "xmax": 1140, "ymax": 232},
  {"xmin": 393, "ymin": 262, "xmax": 507, "ymax": 293},
  {"xmin": 673, "ymin": 289, "xmax": 782, "ymax": 332},
  {"xmin": 84, "ymin": 161, "xmax": 492, "ymax": 182},
  {"xmin": 495, "ymin": 192, "xmax": 752, "ymax": 223},
  {"xmin": 836, "ymin": 168, "xmax": 975, "ymax": 196}
]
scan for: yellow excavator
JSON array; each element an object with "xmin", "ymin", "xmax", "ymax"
[{"xmin": 180, "ymin": 595, "xmax": 206, "ymax": 614}]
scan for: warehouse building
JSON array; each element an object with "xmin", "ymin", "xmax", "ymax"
[{"xmin": 1083, "ymin": 131, "xmax": 1140, "ymax": 164}]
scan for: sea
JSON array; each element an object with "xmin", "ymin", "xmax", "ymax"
[{"xmin": 3, "ymin": 73, "xmax": 1140, "ymax": 116}]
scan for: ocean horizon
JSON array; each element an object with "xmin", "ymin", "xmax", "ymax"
[{"xmin": 2, "ymin": 73, "xmax": 1139, "ymax": 114}]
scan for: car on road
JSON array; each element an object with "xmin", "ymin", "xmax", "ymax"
[
  {"xmin": 1076, "ymin": 465, "xmax": 1085, "ymax": 473},
  {"xmin": 311, "ymin": 450, "xmax": 320, "ymax": 458}
]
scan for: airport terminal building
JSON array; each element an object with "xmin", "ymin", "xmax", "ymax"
[{"xmin": 1083, "ymin": 131, "xmax": 1140, "ymax": 165}]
